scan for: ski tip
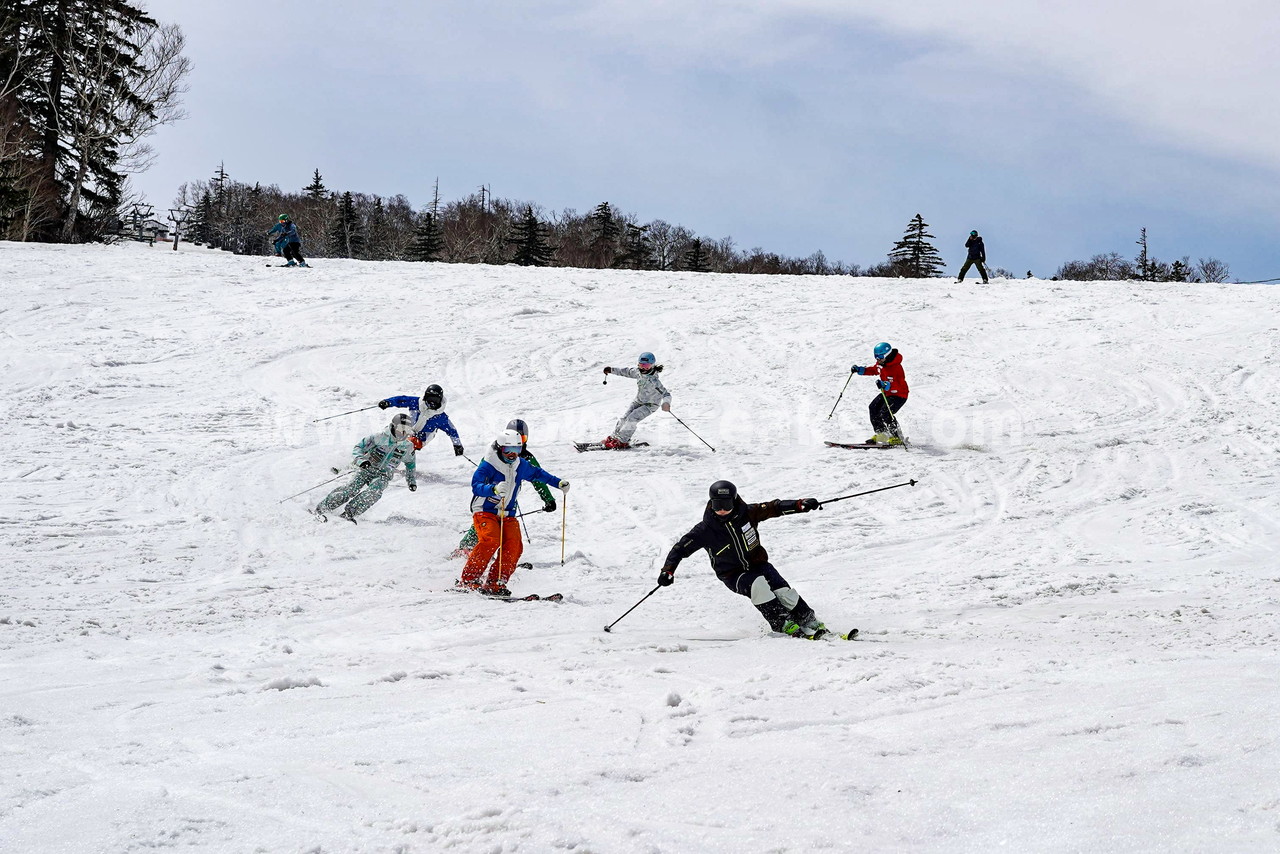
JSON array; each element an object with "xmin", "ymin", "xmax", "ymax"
[{"xmin": 843, "ymin": 628, "xmax": 859, "ymax": 640}]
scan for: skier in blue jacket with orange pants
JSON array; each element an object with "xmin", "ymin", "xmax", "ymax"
[{"xmin": 458, "ymin": 428, "xmax": 569, "ymax": 597}]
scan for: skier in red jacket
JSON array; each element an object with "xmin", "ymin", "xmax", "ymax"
[{"xmin": 851, "ymin": 342, "xmax": 908, "ymax": 444}]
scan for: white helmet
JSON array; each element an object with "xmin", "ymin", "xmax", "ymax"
[{"xmin": 496, "ymin": 428, "xmax": 523, "ymax": 458}]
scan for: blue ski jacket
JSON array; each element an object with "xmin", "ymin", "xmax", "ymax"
[
  {"xmin": 268, "ymin": 221, "xmax": 301, "ymax": 252},
  {"xmin": 470, "ymin": 445, "xmax": 563, "ymax": 516},
  {"xmin": 382, "ymin": 394, "xmax": 462, "ymax": 447}
]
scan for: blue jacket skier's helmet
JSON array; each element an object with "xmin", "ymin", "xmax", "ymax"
[{"xmin": 873, "ymin": 342, "xmax": 892, "ymax": 361}]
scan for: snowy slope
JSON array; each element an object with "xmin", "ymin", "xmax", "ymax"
[{"xmin": 2, "ymin": 241, "xmax": 1278, "ymax": 853}]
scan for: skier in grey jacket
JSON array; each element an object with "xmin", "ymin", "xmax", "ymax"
[
  {"xmin": 601, "ymin": 351, "xmax": 671, "ymax": 449},
  {"xmin": 314, "ymin": 414, "xmax": 419, "ymax": 523}
]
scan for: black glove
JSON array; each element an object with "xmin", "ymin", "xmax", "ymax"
[
  {"xmin": 657, "ymin": 565, "xmax": 676, "ymax": 587},
  {"xmin": 603, "ymin": 366, "xmax": 612, "ymax": 375},
  {"xmin": 543, "ymin": 499, "xmax": 557, "ymax": 513},
  {"xmin": 377, "ymin": 400, "xmax": 390, "ymax": 410},
  {"xmin": 408, "ymin": 482, "xmax": 417, "ymax": 492},
  {"xmin": 359, "ymin": 460, "xmax": 371, "ymax": 469},
  {"xmin": 453, "ymin": 444, "xmax": 464, "ymax": 456},
  {"xmin": 797, "ymin": 498, "xmax": 820, "ymax": 512}
]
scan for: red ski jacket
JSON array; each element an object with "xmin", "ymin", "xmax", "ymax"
[{"xmin": 865, "ymin": 350, "xmax": 909, "ymax": 398}]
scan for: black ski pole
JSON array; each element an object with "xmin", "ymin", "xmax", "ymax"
[
  {"xmin": 462, "ymin": 454, "xmax": 478, "ymax": 466},
  {"xmin": 668, "ymin": 411, "xmax": 716, "ymax": 452},
  {"xmin": 603, "ymin": 584, "xmax": 662, "ymax": 633},
  {"xmin": 313, "ymin": 404, "xmax": 381, "ymax": 424},
  {"xmin": 827, "ymin": 372, "xmax": 854, "ymax": 419},
  {"xmin": 818, "ymin": 479, "xmax": 917, "ymax": 508},
  {"xmin": 277, "ymin": 472, "xmax": 348, "ymax": 504}
]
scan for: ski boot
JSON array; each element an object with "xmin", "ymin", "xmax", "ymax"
[
  {"xmin": 297, "ymin": 260, "xmax": 310, "ymax": 268},
  {"xmin": 479, "ymin": 583, "xmax": 512, "ymax": 598},
  {"xmin": 285, "ymin": 260, "xmax": 298, "ymax": 267},
  {"xmin": 337, "ymin": 510, "xmax": 357, "ymax": 524},
  {"xmin": 453, "ymin": 578, "xmax": 480, "ymax": 592},
  {"xmin": 602, "ymin": 436, "xmax": 629, "ymax": 450}
]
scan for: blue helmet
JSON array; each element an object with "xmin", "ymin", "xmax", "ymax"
[
  {"xmin": 638, "ymin": 352, "xmax": 655, "ymax": 365},
  {"xmin": 873, "ymin": 342, "xmax": 892, "ymax": 361}
]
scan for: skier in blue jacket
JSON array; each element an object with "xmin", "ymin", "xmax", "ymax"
[
  {"xmin": 458, "ymin": 428, "xmax": 569, "ymax": 596},
  {"xmin": 267, "ymin": 214, "xmax": 308, "ymax": 267},
  {"xmin": 378, "ymin": 383, "xmax": 464, "ymax": 457}
]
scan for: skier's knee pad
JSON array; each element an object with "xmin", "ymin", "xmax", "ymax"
[
  {"xmin": 773, "ymin": 586, "xmax": 799, "ymax": 611},
  {"xmin": 749, "ymin": 575, "xmax": 776, "ymax": 605}
]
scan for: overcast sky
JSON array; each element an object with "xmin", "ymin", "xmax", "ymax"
[{"xmin": 138, "ymin": 0, "xmax": 1280, "ymax": 281}]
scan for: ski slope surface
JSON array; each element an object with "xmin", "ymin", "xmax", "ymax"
[{"xmin": 2, "ymin": 241, "xmax": 1278, "ymax": 853}]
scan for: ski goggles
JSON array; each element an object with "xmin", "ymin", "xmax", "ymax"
[{"xmin": 499, "ymin": 445, "xmax": 522, "ymax": 458}]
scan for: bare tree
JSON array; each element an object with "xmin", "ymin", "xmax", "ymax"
[{"xmin": 1196, "ymin": 257, "xmax": 1231, "ymax": 283}]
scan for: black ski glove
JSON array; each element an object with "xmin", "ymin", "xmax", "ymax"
[
  {"xmin": 408, "ymin": 482, "xmax": 417, "ymax": 492},
  {"xmin": 797, "ymin": 498, "xmax": 820, "ymax": 512},
  {"xmin": 543, "ymin": 499, "xmax": 557, "ymax": 513},
  {"xmin": 603, "ymin": 366, "xmax": 611, "ymax": 375},
  {"xmin": 454, "ymin": 444, "xmax": 464, "ymax": 456},
  {"xmin": 657, "ymin": 565, "xmax": 676, "ymax": 587},
  {"xmin": 377, "ymin": 400, "xmax": 390, "ymax": 410},
  {"xmin": 359, "ymin": 460, "xmax": 371, "ymax": 469}
]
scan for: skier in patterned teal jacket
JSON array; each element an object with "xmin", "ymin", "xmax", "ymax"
[
  {"xmin": 314, "ymin": 414, "xmax": 419, "ymax": 523},
  {"xmin": 378, "ymin": 383, "xmax": 465, "ymax": 457}
]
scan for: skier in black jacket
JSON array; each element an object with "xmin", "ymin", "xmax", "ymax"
[
  {"xmin": 956, "ymin": 229, "xmax": 988, "ymax": 283},
  {"xmin": 657, "ymin": 480, "xmax": 828, "ymax": 638}
]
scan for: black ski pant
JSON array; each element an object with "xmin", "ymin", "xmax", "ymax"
[
  {"xmin": 958, "ymin": 258, "xmax": 987, "ymax": 282},
  {"xmin": 869, "ymin": 394, "xmax": 907, "ymax": 435},
  {"xmin": 283, "ymin": 242, "xmax": 306, "ymax": 264},
  {"xmin": 721, "ymin": 562, "xmax": 814, "ymax": 632}
]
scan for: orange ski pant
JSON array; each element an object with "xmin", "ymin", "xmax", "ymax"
[{"xmin": 459, "ymin": 513, "xmax": 523, "ymax": 586}]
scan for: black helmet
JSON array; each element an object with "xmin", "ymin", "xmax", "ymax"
[
  {"xmin": 708, "ymin": 480, "xmax": 737, "ymax": 512},
  {"xmin": 389, "ymin": 413, "xmax": 413, "ymax": 440},
  {"xmin": 506, "ymin": 418, "xmax": 529, "ymax": 446},
  {"xmin": 423, "ymin": 384, "xmax": 444, "ymax": 409}
]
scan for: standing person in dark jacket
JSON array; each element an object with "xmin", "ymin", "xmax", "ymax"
[
  {"xmin": 657, "ymin": 481, "xmax": 828, "ymax": 638},
  {"xmin": 956, "ymin": 229, "xmax": 987, "ymax": 283},
  {"xmin": 267, "ymin": 214, "xmax": 309, "ymax": 267}
]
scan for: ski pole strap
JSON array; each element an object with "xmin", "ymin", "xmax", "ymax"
[{"xmin": 818, "ymin": 479, "xmax": 918, "ymax": 507}]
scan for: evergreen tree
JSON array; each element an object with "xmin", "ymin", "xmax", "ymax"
[
  {"xmin": 1134, "ymin": 227, "xmax": 1153, "ymax": 281},
  {"xmin": 682, "ymin": 238, "xmax": 711, "ymax": 273},
  {"xmin": 508, "ymin": 205, "xmax": 554, "ymax": 266},
  {"xmin": 327, "ymin": 190, "xmax": 363, "ymax": 258},
  {"xmin": 303, "ymin": 168, "xmax": 326, "ymax": 199},
  {"xmin": 405, "ymin": 211, "xmax": 444, "ymax": 262},
  {"xmin": 190, "ymin": 189, "xmax": 214, "ymax": 244},
  {"xmin": 587, "ymin": 201, "xmax": 620, "ymax": 268},
  {"xmin": 616, "ymin": 222, "xmax": 653, "ymax": 269},
  {"xmin": 887, "ymin": 213, "xmax": 945, "ymax": 277}
]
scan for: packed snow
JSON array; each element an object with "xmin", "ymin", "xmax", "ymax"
[{"xmin": 2, "ymin": 241, "xmax": 1278, "ymax": 853}]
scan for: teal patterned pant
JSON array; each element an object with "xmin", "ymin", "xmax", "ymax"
[{"xmin": 317, "ymin": 468, "xmax": 391, "ymax": 519}]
